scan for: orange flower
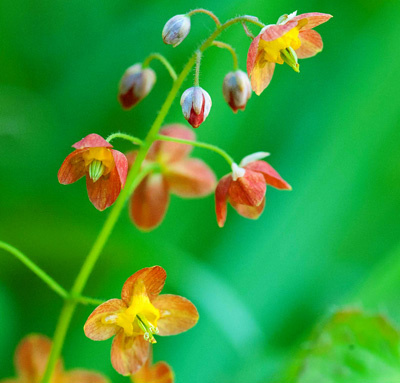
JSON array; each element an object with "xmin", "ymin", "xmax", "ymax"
[
  {"xmin": 131, "ymin": 347, "xmax": 174, "ymax": 383},
  {"xmin": 128, "ymin": 124, "xmax": 216, "ymax": 231},
  {"xmin": 84, "ymin": 266, "xmax": 199, "ymax": 376},
  {"xmin": 247, "ymin": 11, "xmax": 332, "ymax": 95},
  {"xmin": 58, "ymin": 134, "xmax": 128, "ymax": 211},
  {"xmin": 215, "ymin": 152, "xmax": 291, "ymax": 227},
  {"xmin": 0, "ymin": 334, "xmax": 109, "ymax": 383}
]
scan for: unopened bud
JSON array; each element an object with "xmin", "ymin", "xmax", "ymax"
[
  {"xmin": 222, "ymin": 70, "xmax": 252, "ymax": 113},
  {"xmin": 162, "ymin": 14, "xmax": 191, "ymax": 47},
  {"xmin": 118, "ymin": 64, "xmax": 156, "ymax": 110},
  {"xmin": 180, "ymin": 86, "xmax": 212, "ymax": 129}
]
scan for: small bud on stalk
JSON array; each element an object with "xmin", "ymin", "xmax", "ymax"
[
  {"xmin": 118, "ymin": 64, "xmax": 156, "ymax": 110},
  {"xmin": 180, "ymin": 86, "xmax": 212, "ymax": 128},
  {"xmin": 223, "ymin": 70, "xmax": 252, "ymax": 113},
  {"xmin": 162, "ymin": 14, "xmax": 191, "ymax": 47}
]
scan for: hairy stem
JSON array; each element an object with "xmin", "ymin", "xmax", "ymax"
[
  {"xmin": 142, "ymin": 53, "xmax": 178, "ymax": 81},
  {"xmin": 194, "ymin": 50, "xmax": 201, "ymax": 86},
  {"xmin": 187, "ymin": 8, "xmax": 221, "ymax": 27},
  {"xmin": 106, "ymin": 132, "xmax": 144, "ymax": 146}
]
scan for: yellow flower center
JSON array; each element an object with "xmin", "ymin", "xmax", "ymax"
[{"xmin": 82, "ymin": 147, "xmax": 115, "ymax": 182}]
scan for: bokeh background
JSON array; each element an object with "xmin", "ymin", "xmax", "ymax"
[{"xmin": 1, "ymin": 0, "xmax": 400, "ymax": 381}]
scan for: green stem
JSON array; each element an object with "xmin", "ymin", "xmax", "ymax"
[
  {"xmin": 212, "ymin": 41, "xmax": 238, "ymax": 70},
  {"xmin": 142, "ymin": 53, "xmax": 177, "ymax": 82},
  {"xmin": 73, "ymin": 295, "xmax": 105, "ymax": 306},
  {"xmin": 0, "ymin": 241, "xmax": 68, "ymax": 299},
  {"xmin": 187, "ymin": 8, "xmax": 221, "ymax": 27},
  {"xmin": 194, "ymin": 50, "xmax": 201, "ymax": 86},
  {"xmin": 106, "ymin": 132, "xmax": 144, "ymax": 146},
  {"xmin": 156, "ymin": 134, "xmax": 234, "ymax": 166}
]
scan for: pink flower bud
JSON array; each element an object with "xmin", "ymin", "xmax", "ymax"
[
  {"xmin": 222, "ymin": 70, "xmax": 252, "ymax": 113},
  {"xmin": 180, "ymin": 87, "xmax": 212, "ymax": 129},
  {"xmin": 118, "ymin": 64, "xmax": 156, "ymax": 110},
  {"xmin": 162, "ymin": 14, "xmax": 191, "ymax": 47}
]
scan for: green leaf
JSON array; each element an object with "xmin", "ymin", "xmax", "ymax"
[{"xmin": 289, "ymin": 309, "xmax": 400, "ymax": 383}]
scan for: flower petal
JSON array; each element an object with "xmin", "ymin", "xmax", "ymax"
[
  {"xmin": 147, "ymin": 124, "xmax": 196, "ymax": 163},
  {"xmin": 86, "ymin": 166, "xmax": 122, "ymax": 211},
  {"xmin": 166, "ymin": 158, "xmax": 216, "ymax": 198},
  {"xmin": 129, "ymin": 174, "xmax": 170, "ymax": 231},
  {"xmin": 15, "ymin": 334, "xmax": 63, "ymax": 381},
  {"xmin": 111, "ymin": 332, "xmax": 150, "ymax": 376},
  {"xmin": 64, "ymin": 370, "xmax": 110, "ymax": 383},
  {"xmin": 121, "ymin": 266, "xmax": 167, "ymax": 305},
  {"xmin": 58, "ymin": 150, "xmax": 86, "ymax": 184},
  {"xmin": 244, "ymin": 161, "xmax": 292, "ymax": 190},
  {"xmin": 228, "ymin": 170, "xmax": 266, "ymax": 206},
  {"xmin": 250, "ymin": 60, "xmax": 276, "ymax": 96},
  {"xmin": 246, "ymin": 35, "xmax": 260, "ymax": 78},
  {"xmin": 215, "ymin": 175, "xmax": 232, "ymax": 228},
  {"xmin": 111, "ymin": 150, "xmax": 128, "ymax": 188},
  {"xmin": 230, "ymin": 196, "xmax": 266, "ymax": 220},
  {"xmin": 259, "ymin": 21, "xmax": 298, "ymax": 42},
  {"xmin": 84, "ymin": 299, "xmax": 127, "ymax": 341},
  {"xmin": 72, "ymin": 134, "xmax": 112, "ymax": 149},
  {"xmin": 131, "ymin": 361, "xmax": 174, "ymax": 383},
  {"xmin": 153, "ymin": 294, "xmax": 199, "ymax": 336},
  {"xmin": 292, "ymin": 12, "xmax": 333, "ymax": 31},
  {"xmin": 297, "ymin": 29, "xmax": 323, "ymax": 59}
]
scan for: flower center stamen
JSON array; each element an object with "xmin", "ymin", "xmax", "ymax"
[
  {"xmin": 280, "ymin": 46, "xmax": 300, "ymax": 72},
  {"xmin": 136, "ymin": 314, "xmax": 159, "ymax": 343},
  {"xmin": 88, "ymin": 160, "xmax": 105, "ymax": 182}
]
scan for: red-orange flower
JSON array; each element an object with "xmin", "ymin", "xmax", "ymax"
[
  {"xmin": 84, "ymin": 266, "xmax": 199, "ymax": 376},
  {"xmin": 0, "ymin": 334, "xmax": 109, "ymax": 383},
  {"xmin": 215, "ymin": 152, "xmax": 291, "ymax": 227},
  {"xmin": 128, "ymin": 124, "xmax": 216, "ymax": 231},
  {"xmin": 58, "ymin": 134, "xmax": 128, "ymax": 211},
  {"xmin": 247, "ymin": 11, "xmax": 332, "ymax": 95}
]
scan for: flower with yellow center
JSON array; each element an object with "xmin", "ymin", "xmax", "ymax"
[
  {"xmin": 247, "ymin": 11, "xmax": 332, "ymax": 95},
  {"xmin": 84, "ymin": 266, "xmax": 199, "ymax": 376}
]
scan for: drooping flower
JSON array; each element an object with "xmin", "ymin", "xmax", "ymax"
[
  {"xmin": 180, "ymin": 87, "xmax": 212, "ymax": 128},
  {"xmin": 0, "ymin": 334, "xmax": 109, "ymax": 383},
  {"xmin": 118, "ymin": 64, "xmax": 156, "ymax": 109},
  {"xmin": 162, "ymin": 14, "xmax": 191, "ymax": 47},
  {"xmin": 58, "ymin": 134, "xmax": 128, "ymax": 211},
  {"xmin": 215, "ymin": 152, "xmax": 291, "ymax": 227},
  {"xmin": 247, "ymin": 11, "xmax": 332, "ymax": 95},
  {"xmin": 131, "ymin": 347, "xmax": 174, "ymax": 383},
  {"xmin": 128, "ymin": 124, "xmax": 216, "ymax": 231},
  {"xmin": 84, "ymin": 266, "xmax": 199, "ymax": 376},
  {"xmin": 222, "ymin": 70, "xmax": 252, "ymax": 113}
]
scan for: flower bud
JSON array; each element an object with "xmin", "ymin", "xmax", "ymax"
[
  {"xmin": 162, "ymin": 14, "xmax": 191, "ymax": 47},
  {"xmin": 118, "ymin": 64, "xmax": 156, "ymax": 110},
  {"xmin": 222, "ymin": 70, "xmax": 252, "ymax": 113},
  {"xmin": 180, "ymin": 86, "xmax": 212, "ymax": 129}
]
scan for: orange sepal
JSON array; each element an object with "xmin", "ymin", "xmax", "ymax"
[
  {"xmin": 84, "ymin": 299, "xmax": 127, "ymax": 341},
  {"xmin": 72, "ymin": 134, "xmax": 112, "ymax": 149},
  {"xmin": 292, "ymin": 12, "xmax": 333, "ymax": 31},
  {"xmin": 245, "ymin": 161, "xmax": 291, "ymax": 190},
  {"xmin": 231, "ymin": 196, "xmax": 266, "ymax": 220},
  {"xmin": 215, "ymin": 175, "xmax": 232, "ymax": 228},
  {"xmin": 112, "ymin": 149, "xmax": 128, "ymax": 188},
  {"xmin": 153, "ymin": 294, "xmax": 199, "ymax": 336},
  {"xmin": 132, "ymin": 360, "xmax": 174, "ymax": 383},
  {"xmin": 228, "ymin": 170, "xmax": 266, "ymax": 206},
  {"xmin": 64, "ymin": 370, "xmax": 110, "ymax": 383},
  {"xmin": 297, "ymin": 29, "xmax": 323, "ymax": 59},
  {"xmin": 58, "ymin": 149, "xmax": 87, "ymax": 185}
]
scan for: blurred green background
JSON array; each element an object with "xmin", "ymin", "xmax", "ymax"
[{"xmin": 1, "ymin": 0, "xmax": 400, "ymax": 382}]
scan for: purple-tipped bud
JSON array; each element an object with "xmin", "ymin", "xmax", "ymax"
[
  {"xmin": 162, "ymin": 14, "xmax": 191, "ymax": 47},
  {"xmin": 180, "ymin": 86, "xmax": 212, "ymax": 129},
  {"xmin": 222, "ymin": 70, "xmax": 252, "ymax": 113},
  {"xmin": 118, "ymin": 64, "xmax": 156, "ymax": 110}
]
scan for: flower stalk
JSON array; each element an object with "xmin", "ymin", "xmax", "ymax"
[{"xmin": 142, "ymin": 53, "xmax": 178, "ymax": 82}]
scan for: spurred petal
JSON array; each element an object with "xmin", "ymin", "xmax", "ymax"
[
  {"xmin": 129, "ymin": 174, "xmax": 170, "ymax": 231},
  {"xmin": 230, "ymin": 196, "xmax": 266, "ymax": 220},
  {"xmin": 132, "ymin": 361, "xmax": 174, "ymax": 383},
  {"xmin": 121, "ymin": 266, "xmax": 167, "ymax": 305},
  {"xmin": 153, "ymin": 294, "xmax": 199, "ymax": 336},
  {"xmin": 15, "ymin": 335, "xmax": 63, "ymax": 381},
  {"xmin": 148, "ymin": 124, "xmax": 195, "ymax": 163},
  {"xmin": 111, "ymin": 150, "xmax": 128, "ymax": 188},
  {"xmin": 84, "ymin": 299, "xmax": 127, "ymax": 341},
  {"xmin": 297, "ymin": 29, "xmax": 323, "ymax": 59},
  {"xmin": 215, "ymin": 175, "xmax": 232, "ymax": 228},
  {"xmin": 250, "ymin": 60, "xmax": 276, "ymax": 96},
  {"xmin": 86, "ymin": 166, "xmax": 122, "ymax": 211},
  {"xmin": 166, "ymin": 158, "xmax": 216, "ymax": 198},
  {"xmin": 245, "ymin": 161, "xmax": 292, "ymax": 190},
  {"xmin": 292, "ymin": 12, "xmax": 333, "ymax": 31},
  {"xmin": 228, "ymin": 170, "xmax": 266, "ymax": 206},
  {"xmin": 111, "ymin": 332, "xmax": 150, "ymax": 376},
  {"xmin": 58, "ymin": 150, "xmax": 86, "ymax": 184},
  {"xmin": 64, "ymin": 370, "xmax": 110, "ymax": 383},
  {"xmin": 72, "ymin": 134, "xmax": 112, "ymax": 149}
]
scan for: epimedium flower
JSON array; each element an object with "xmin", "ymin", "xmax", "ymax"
[
  {"xmin": 222, "ymin": 70, "xmax": 252, "ymax": 113},
  {"xmin": 128, "ymin": 124, "xmax": 216, "ymax": 231},
  {"xmin": 0, "ymin": 334, "xmax": 109, "ymax": 383},
  {"xmin": 58, "ymin": 134, "xmax": 128, "ymax": 211},
  {"xmin": 84, "ymin": 266, "xmax": 199, "ymax": 376},
  {"xmin": 180, "ymin": 86, "xmax": 212, "ymax": 128},
  {"xmin": 215, "ymin": 152, "xmax": 291, "ymax": 227},
  {"xmin": 247, "ymin": 11, "xmax": 332, "ymax": 95}
]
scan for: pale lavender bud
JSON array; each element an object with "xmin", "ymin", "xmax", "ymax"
[
  {"xmin": 180, "ymin": 86, "xmax": 212, "ymax": 128},
  {"xmin": 222, "ymin": 70, "xmax": 252, "ymax": 113},
  {"xmin": 162, "ymin": 14, "xmax": 191, "ymax": 47}
]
